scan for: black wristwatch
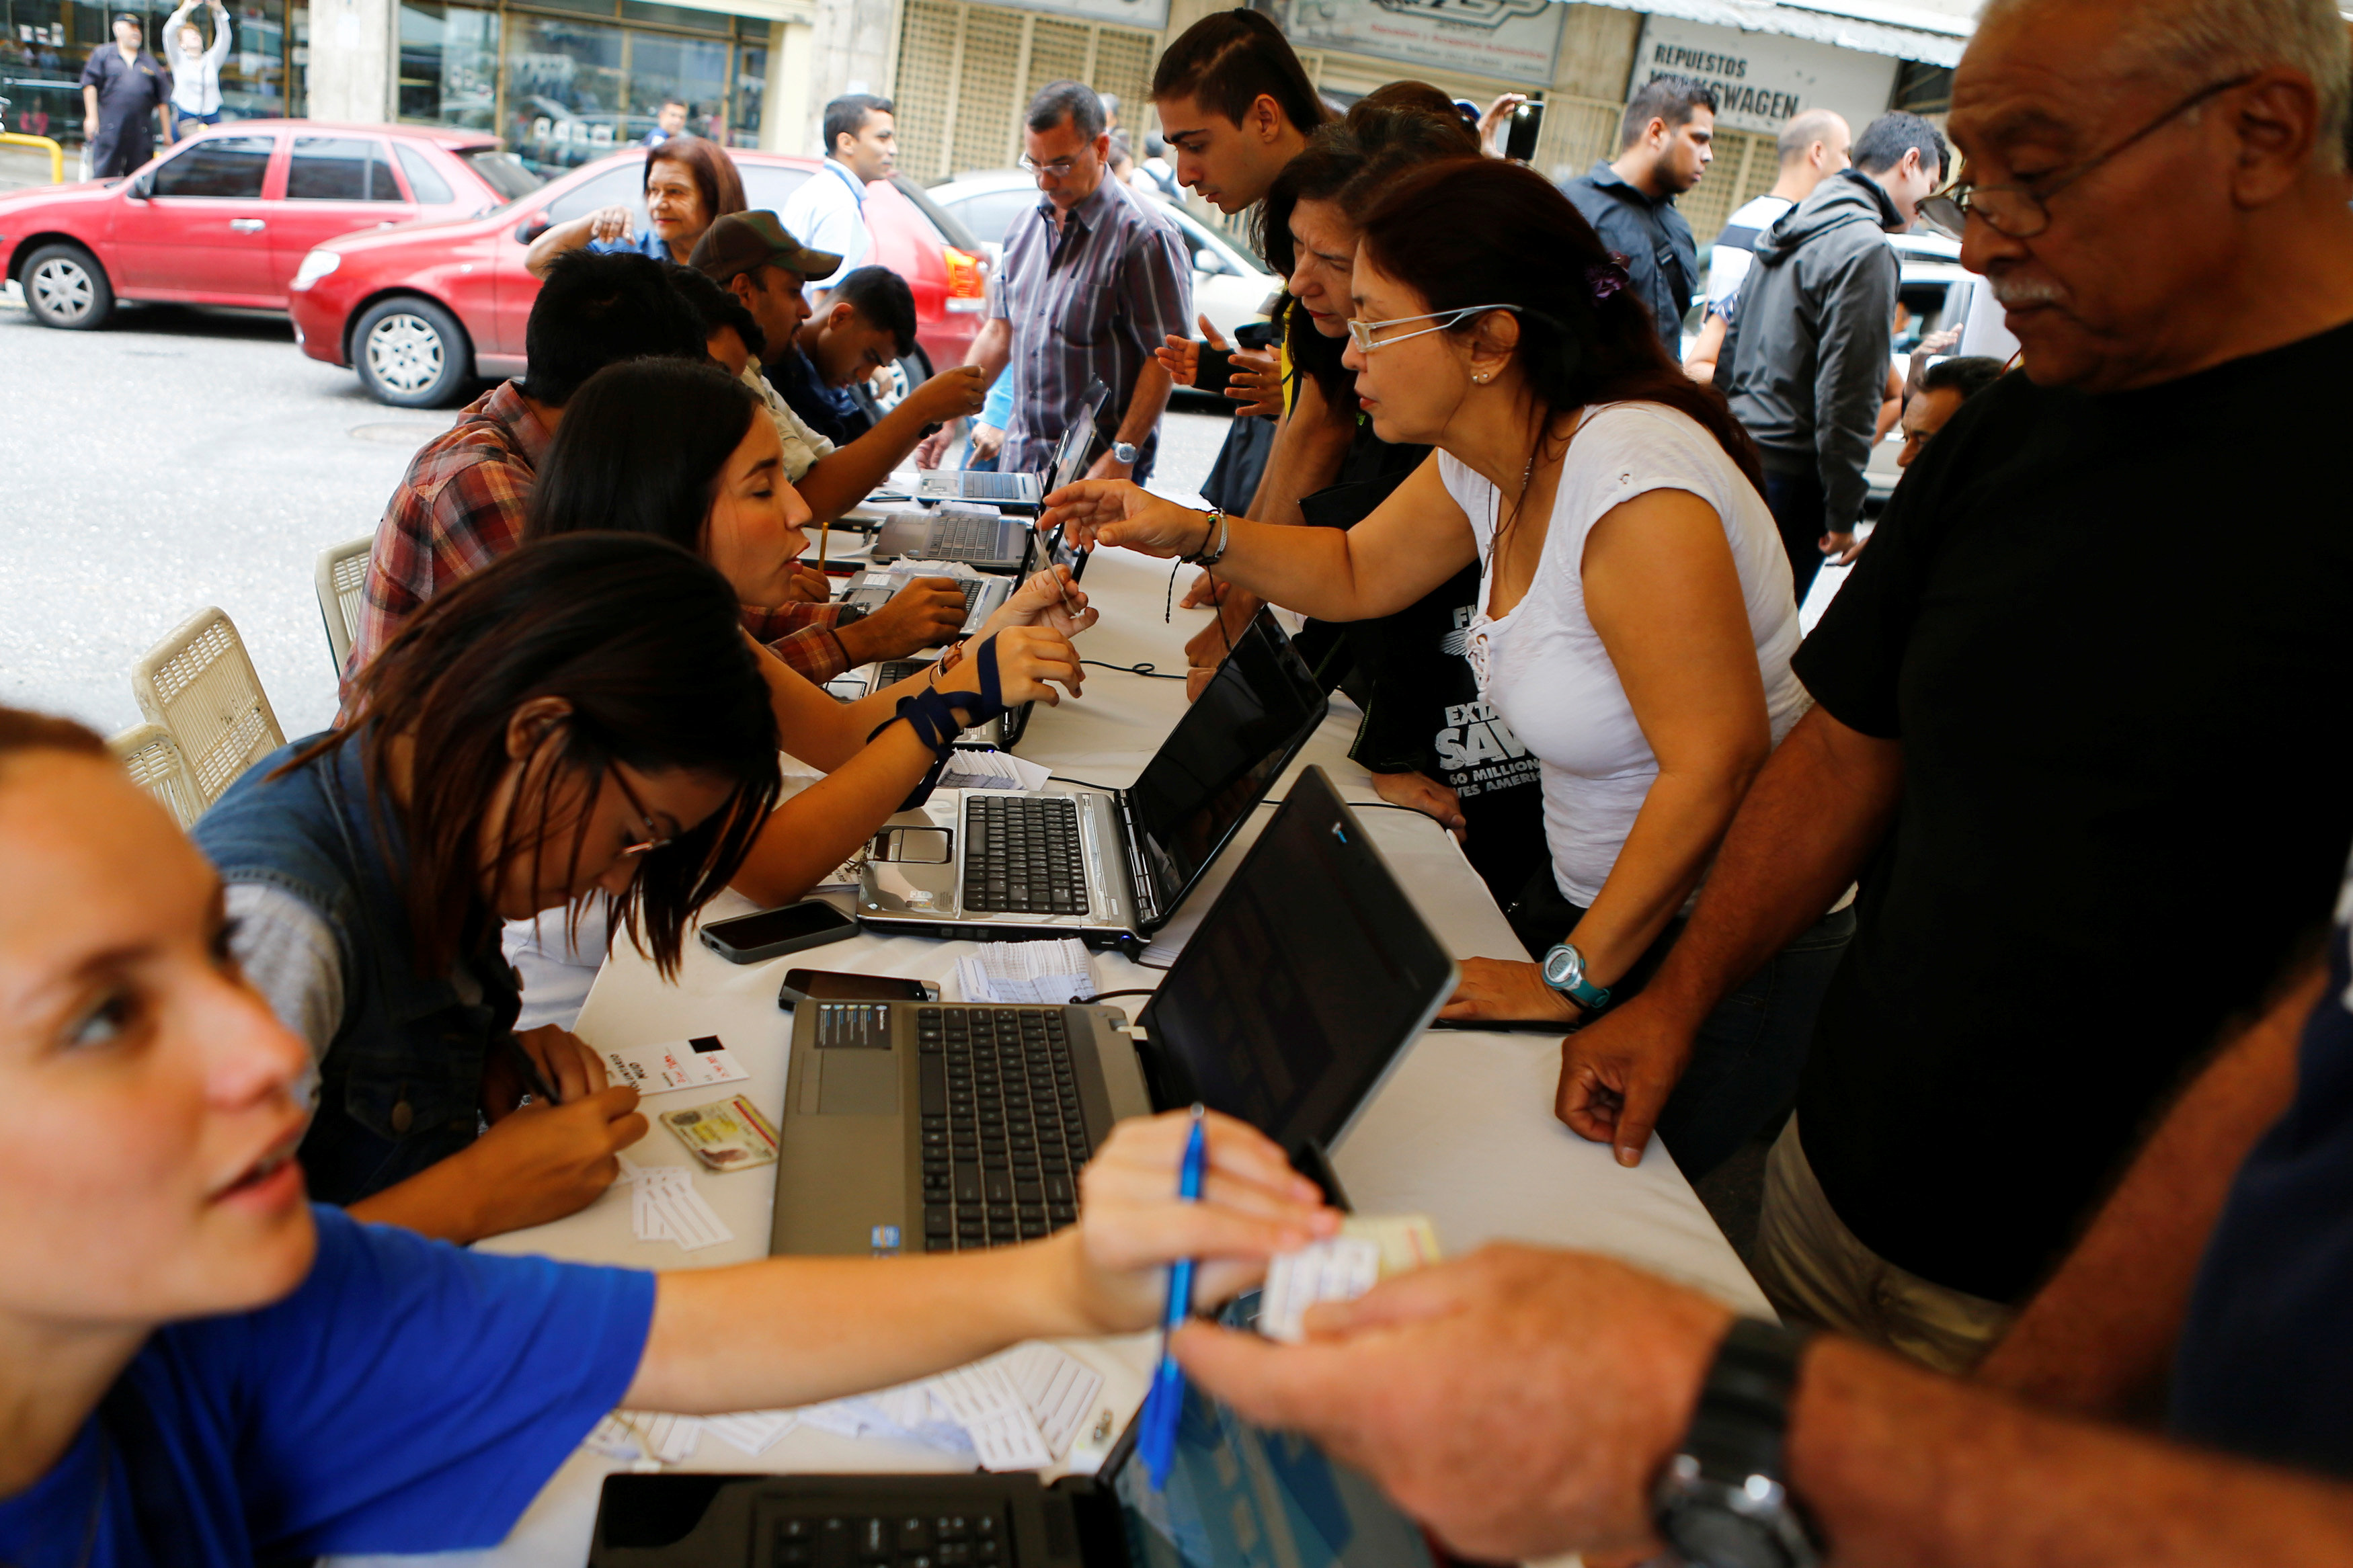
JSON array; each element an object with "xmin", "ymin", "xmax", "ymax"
[{"xmin": 1652, "ymin": 1318, "xmax": 1823, "ymax": 1568}]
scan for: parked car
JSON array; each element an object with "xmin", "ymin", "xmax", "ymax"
[
  {"xmin": 286, "ymin": 149, "xmax": 990, "ymax": 407},
  {"xmin": 925, "ymin": 169, "xmax": 1277, "ymax": 345},
  {"xmin": 1866, "ymin": 233, "xmax": 1995, "ymax": 503},
  {"xmin": 0, "ymin": 120, "xmax": 537, "ymax": 331}
]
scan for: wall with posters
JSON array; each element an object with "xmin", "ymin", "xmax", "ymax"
[
  {"xmin": 1631, "ymin": 13, "xmax": 1896, "ymax": 138},
  {"xmin": 1263, "ymin": 0, "xmax": 1564, "ymax": 89}
]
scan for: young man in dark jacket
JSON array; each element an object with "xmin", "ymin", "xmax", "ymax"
[
  {"xmin": 1721, "ymin": 111, "xmax": 1948, "ymax": 602},
  {"xmin": 1561, "ymin": 75, "xmax": 1716, "ymax": 361}
]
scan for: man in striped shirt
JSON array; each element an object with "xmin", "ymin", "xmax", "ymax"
[{"xmin": 948, "ymin": 81, "xmax": 1191, "ymax": 484}]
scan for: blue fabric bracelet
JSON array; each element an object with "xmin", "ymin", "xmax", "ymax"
[{"xmin": 870, "ymin": 687, "xmax": 965, "ymax": 810}]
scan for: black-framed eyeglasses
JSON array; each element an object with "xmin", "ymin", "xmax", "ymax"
[
  {"xmin": 1919, "ymin": 73, "xmax": 2254, "ymax": 240},
  {"xmin": 608, "ymin": 767, "xmax": 675, "ymax": 860}
]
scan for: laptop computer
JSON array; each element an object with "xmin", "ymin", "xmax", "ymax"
[
  {"xmin": 774, "ymin": 764, "xmax": 1455, "ymax": 1257},
  {"xmin": 906, "ymin": 380, "xmax": 1111, "ymax": 519},
  {"xmin": 855, "ymin": 614, "xmax": 1326, "ymax": 949},
  {"xmin": 840, "ymin": 565, "xmax": 1014, "ymax": 636},
  {"xmin": 588, "ymin": 1374, "xmax": 1471, "ymax": 1568}
]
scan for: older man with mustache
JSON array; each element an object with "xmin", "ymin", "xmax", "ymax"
[{"xmin": 1170, "ymin": 2, "xmax": 2353, "ymax": 1563}]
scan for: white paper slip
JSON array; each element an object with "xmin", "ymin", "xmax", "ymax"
[
  {"xmin": 939, "ymin": 749, "xmax": 1053, "ymax": 794},
  {"xmin": 586, "ymin": 1410, "xmax": 704, "ymax": 1464},
  {"xmin": 965, "ymin": 1405, "xmax": 1055, "ymax": 1473},
  {"xmin": 958, "ymin": 938, "xmax": 1096, "ymax": 1006},
  {"xmin": 703, "ymin": 1409, "xmax": 799, "ymax": 1456},
  {"xmin": 600, "ymin": 1034, "xmax": 750, "ymax": 1096},
  {"xmin": 1259, "ymin": 1215, "xmax": 1442, "ymax": 1344},
  {"xmin": 627, "ymin": 1164, "xmax": 735, "ymax": 1251},
  {"xmin": 999, "ymin": 1343, "xmax": 1105, "ymax": 1459}
]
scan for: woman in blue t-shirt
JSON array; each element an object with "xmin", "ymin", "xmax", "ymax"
[
  {"xmin": 525, "ymin": 134, "xmax": 747, "ymax": 277},
  {"xmin": 0, "ymin": 702, "xmax": 1333, "ymax": 1567}
]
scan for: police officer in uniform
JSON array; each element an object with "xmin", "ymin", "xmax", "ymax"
[{"xmin": 80, "ymin": 14, "xmax": 172, "ymax": 179}]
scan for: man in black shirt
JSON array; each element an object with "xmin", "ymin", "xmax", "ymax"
[
  {"xmin": 1560, "ymin": 75, "xmax": 1714, "ymax": 362},
  {"xmin": 79, "ymin": 14, "xmax": 171, "ymax": 179},
  {"xmin": 1552, "ymin": 0, "xmax": 2353, "ymax": 1370},
  {"xmin": 766, "ymin": 264, "xmax": 916, "ymax": 447}
]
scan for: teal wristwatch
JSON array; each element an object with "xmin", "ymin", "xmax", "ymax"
[{"xmin": 1540, "ymin": 942, "xmax": 1611, "ymax": 1013}]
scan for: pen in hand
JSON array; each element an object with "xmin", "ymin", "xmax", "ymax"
[{"xmin": 1140, "ymin": 1103, "xmax": 1207, "ymax": 1490}]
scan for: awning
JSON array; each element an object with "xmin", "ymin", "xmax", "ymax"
[{"xmin": 1568, "ymin": 0, "xmax": 1974, "ymax": 68}]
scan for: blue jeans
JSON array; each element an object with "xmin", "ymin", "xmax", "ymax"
[
  {"xmin": 1509, "ymin": 870, "xmax": 1856, "ymax": 1180},
  {"xmin": 171, "ymin": 108, "xmax": 221, "ymax": 142}
]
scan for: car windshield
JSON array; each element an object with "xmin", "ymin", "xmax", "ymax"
[
  {"xmin": 458, "ymin": 148, "xmax": 545, "ymax": 203},
  {"xmin": 896, "ymin": 175, "xmax": 984, "ymax": 254}
]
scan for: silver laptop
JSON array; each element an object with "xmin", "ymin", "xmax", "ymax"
[
  {"xmin": 854, "ymin": 614, "xmax": 1327, "ymax": 949},
  {"xmin": 838, "ymin": 564, "xmax": 1012, "ymax": 634},
  {"xmin": 770, "ymin": 765, "xmax": 1458, "ymax": 1256},
  {"xmin": 908, "ymin": 380, "xmax": 1109, "ymax": 514}
]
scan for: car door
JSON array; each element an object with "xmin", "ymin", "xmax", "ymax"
[
  {"xmin": 489, "ymin": 159, "xmax": 642, "ymax": 356},
  {"xmin": 268, "ymin": 136, "xmax": 418, "ymax": 301},
  {"xmin": 105, "ymin": 132, "xmax": 279, "ymax": 300}
]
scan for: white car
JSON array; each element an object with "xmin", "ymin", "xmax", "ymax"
[{"xmin": 924, "ymin": 170, "xmax": 1279, "ymax": 345}]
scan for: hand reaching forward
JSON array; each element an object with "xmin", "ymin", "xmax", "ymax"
[{"xmin": 1039, "ymin": 481, "xmax": 1214, "ymax": 558}]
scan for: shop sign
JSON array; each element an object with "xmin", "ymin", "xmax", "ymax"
[
  {"xmin": 996, "ymin": 0, "xmax": 1172, "ymax": 31},
  {"xmin": 1266, "ymin": 0, "xmax": 1565, "ymax": 88},
  {"xmin": 1631, "ymin": 14, "xmax": 1897, "ymax": 137}
]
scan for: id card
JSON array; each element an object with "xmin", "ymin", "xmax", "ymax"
[
  {"xmin": 602, "ymin": 1035, "xmax": 749, "ymax": 1096},
  {"xmin": 660, "ymin": 1094, "xmax": 782, "ymax": 1171},
  {"xmin": 1259, "ymin": 1214, "xmax": 1441, "ymax": 1342}
]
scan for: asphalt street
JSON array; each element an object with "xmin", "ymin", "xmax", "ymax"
[{"xmin": 0, "ymin": 294, "xmax": 1234, "ymax": 740}]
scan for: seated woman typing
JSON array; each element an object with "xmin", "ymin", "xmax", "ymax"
[
  {"xmin": 1046, "ymin": 159, "xmax": 1853, "ymax": 1182},
  {"xmin": 0, "ymin": 702, "xmax": 1332, "ymax": 1563},
  {"xmin": 524, "ymin": 357, "xmax": 1094, "ymax": 906}
]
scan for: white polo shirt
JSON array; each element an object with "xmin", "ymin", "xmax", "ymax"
[{"xmin": 778, "ymin": 158, "xmax": 873, "ymax": 300}]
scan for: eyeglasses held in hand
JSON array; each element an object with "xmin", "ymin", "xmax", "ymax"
[
  {"xmin": 1345, "ymin": 304, "xmax": 1521, "ymax": 354},
  {"xmin": 1918, "ymin": 74, "xmax": 2252, "ymax": 241}
]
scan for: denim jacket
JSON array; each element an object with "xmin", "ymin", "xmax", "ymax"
[{"xmin": 193, "ymin": 734, "xmax": 519, "ymax": 1206}]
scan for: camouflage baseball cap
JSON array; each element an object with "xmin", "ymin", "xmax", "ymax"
[{"xmin": 688, "ymin": 212, "xmax": 841, "ymax": 285}]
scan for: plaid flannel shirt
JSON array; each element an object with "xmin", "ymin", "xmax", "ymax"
[{"xmin": 350, "ymin": 380, "xmax": 850, "ymax": 688}]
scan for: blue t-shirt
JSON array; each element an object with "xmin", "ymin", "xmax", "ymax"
[
  {"xmin": 2171, "ymin": 847, "xmax": 2353, "ymax": 1474},
  {"xmin": 0, "ymin": 1207, "xmax": 655, "ymax": 1567},
  {"xmin": 590, "ymin": 229, "xmax": 672, "ymax": 262}
]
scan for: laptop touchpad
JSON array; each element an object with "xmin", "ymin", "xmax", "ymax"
[
  {"xmin": 874, "ymin": 827, "xmax": 952, "ymax": 863},
  {"xmin": 813, "ymin": 1049, "xmax": 900, "ymax": 1115}
]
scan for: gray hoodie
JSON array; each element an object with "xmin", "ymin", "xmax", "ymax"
[{"xmin": 1720, "ymin": 169, "xmax": 1902, "ymax": 536}]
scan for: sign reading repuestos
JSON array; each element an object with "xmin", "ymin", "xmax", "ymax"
[{"xmin": 1630, "ymin": 15, "xmax": 1899, "ymax": 138}]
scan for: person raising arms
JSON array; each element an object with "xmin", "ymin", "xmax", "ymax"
[
  {"xmin": 1046, "ymin": 159, "xmax": 1851, "ymax": 1180},
  {"xmin": 0, "ymin": 701, "xmax": 1334, "ymax": 1561},
  {"xmin": 524, "ymin": 358, "xmax": 1093, "ymax": 905},
  {"xmin": 525, "ymin": 133, "xmax": 744, "ymax": 273}
]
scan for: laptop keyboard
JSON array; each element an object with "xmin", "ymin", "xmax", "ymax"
[
  {"xmin": 768, "ymin": 1507, "xmax": 1008, "ymax": 1568},
  {"xmin": 962, "ymin": 795, "xmax": 1088, "ymax": 915},
  {"xmin": 918, "ymin": 1005, "xmax": 1090, "ymax": 1251},
  {"xmin": 953, "ymin": 472, "xmax": 1028, "ymax": 503},
  {"xmin": 928, "ymin": 513, "xmax": 1008, "ymax": 559}
]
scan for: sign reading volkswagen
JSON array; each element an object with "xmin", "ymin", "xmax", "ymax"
[
  {"xmin": 1630, "ymin": 15, "xmax": 1898, "ymax": 138},
  {"xmin": 1268, "ymin": 0, "xmax": 1565, "ymax": 87}
]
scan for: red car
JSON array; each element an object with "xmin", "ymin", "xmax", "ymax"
[
  {"xmin": 285, "ymin": 147, "xmax": 990, "ymax": 407},
  {"xmin": 0, "ymin": 120, "xmax": 534, "ymax": 331}
]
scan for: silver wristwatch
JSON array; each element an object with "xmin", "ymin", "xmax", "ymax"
[{"xmin": 1113, "ymin": 439, "xmax": 1139, "ymax": 465}]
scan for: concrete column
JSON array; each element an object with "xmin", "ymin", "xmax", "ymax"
[
  {"xmin": 761, "ymin": 18, "xmax": 814, "ymax": 152},
  {"xmin": 803, "ymin": 0, "xmax": 895, "ymax": 153},
  {"xmin": 304, "ymin": 0, "xmax": 397, "ymax": 124}
]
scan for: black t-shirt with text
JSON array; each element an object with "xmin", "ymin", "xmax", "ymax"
[{"xmin": 1791, "ymin": 320, "xmax": 2353, "ymax": 1302}]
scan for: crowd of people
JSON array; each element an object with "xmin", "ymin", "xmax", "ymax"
[{"xmin": 9, "ymin": 0, "xmax": 2353, "ymax": 1563}]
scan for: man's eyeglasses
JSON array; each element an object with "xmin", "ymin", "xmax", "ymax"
[
  {"xmin": 609, "ymin": 767, "xmax": 675, "ymax": 860},
  {"xmin": 1345, "ymin": 304, "xmax": 1520, "ymax": 354},
  {"xmin": 1019, "ymin": 154, "xmax": 1082, "ymax": 179},
  {"xmin": 1919, "ymin": 73, "xmax": 2253, "ymax": 241}
]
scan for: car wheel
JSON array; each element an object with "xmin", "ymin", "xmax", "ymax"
[
  {"xmin": 353, "ymin": 296, "xmax": 473, "ymax": 409},
  {"xmin": 22, "ymin": 244, "xmax": 114, "ymax": 330}
]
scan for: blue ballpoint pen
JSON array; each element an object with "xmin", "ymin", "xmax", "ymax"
[{"xmin": 1141, "ymin": 1103, "xmax": 1208, "ymax": 1489}]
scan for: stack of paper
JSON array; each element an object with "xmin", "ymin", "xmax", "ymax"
[
  {"xmin": 702, "ymin": 1409, "xmax": 801, "ymax": 1456},
  {"xmin": 795, "ymin": 1342, "xmax": 1105, "ymax": 1473},
  {"xmin": 958, "ymin": 938, "xmax": 1096, "ymax": 1006},
  {"xmin": 615, "ymin": 1155, "xmax": 734, "ymax": 1251},
  {"xmin": 939, "ymin": 749, "xmax": 1053, "ymax": 793},
  {"xmin": 584, "ymin": 1410, "xmax": 703, "ymax": 1465}
]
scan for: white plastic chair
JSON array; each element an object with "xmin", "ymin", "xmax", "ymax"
[
  {"xmin": 131, "ymin": 607, "xmax": 285, "ymax": 809},
  {"xmin": 108, "ymin": 722, "xmax": 205, "ymax": 828},
  {"xmin": 315, "ymin": 534, "xmax": 373, "ymax": 677}
]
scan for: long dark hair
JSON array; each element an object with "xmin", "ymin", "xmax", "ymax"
[
  {"xmin": 524, "ymin": 359, "xmax": 764, "ymax": 556},
  {"xmin": 301, "ymin": 534, "xmax": 780, "ymax": 979},
  {"xmin": 1263, "ymin": 90, "xmax": 1478, "ymax": 407},
  {"xmin": 647, "ymin": 134, "xmax": 746, "ymax": 226},
  {"xmin": 1355, "ymin": 158, "xmax": 1763, "ymax": 494}
]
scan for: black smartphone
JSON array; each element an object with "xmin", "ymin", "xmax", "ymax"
[
  {"xmin": 1195, "ymin": 343, "xmax": 1236, "ymax": 397},
  {"xmin": 1505, "ymin": 97, "xmax": 1545, "ymax": 163},
  {"xmin": 777, "ymin": 968, "xmax": 940, "ymax": 1007},
  {"xmin": 699, "ymin": 901, "xmax": 859, "ymax": 964}
]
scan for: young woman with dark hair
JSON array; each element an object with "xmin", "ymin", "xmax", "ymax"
[
  {"xmin": 1047, "ymin": 158, "xmax": 1854, "ymax": 1181},
  {"xmin": 0, "ymin": 702, "xmax": 1332, "ymax": 1563},
  {"xmin": 525, "ymin": 133, "xmax": 748, "ymax": 276},
  {"xmin": 526, "ymin": 358, "xmax": 1094, "ymax": 905},
  {"xmin": 192, "ymin": 534, "xmax": 786, "ymax": 1244}
]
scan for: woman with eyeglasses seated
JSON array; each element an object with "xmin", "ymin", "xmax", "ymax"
[
  {"xmin": 1045, "ymin": 158, "xmax": 1853, "ymax": 1182},
  {"xmin": 0, "ymin": 696, "xmax": 1332, "ymax": 1562}
]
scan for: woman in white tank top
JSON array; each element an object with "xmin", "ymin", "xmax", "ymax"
[{"xmin": 1043, "ymin": 157, "xmax": 1853, "ymax": 1180}]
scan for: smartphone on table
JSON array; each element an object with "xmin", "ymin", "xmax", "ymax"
[
  {"xmin": 699, "ymin": 901, "xmax": 859, "ymax": 964},
  {"xmin": 776, "ymin": 969, "xmax": 940, "ymax": 1007}
]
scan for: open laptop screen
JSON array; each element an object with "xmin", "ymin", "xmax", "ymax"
[
  {"xmin": 1138, "ymin": 766, "xmax": 1455, "ymax": 1157},
  {"xmin": 1125, "ymin": 616, "xmax": 1326, "ymax": 917}
]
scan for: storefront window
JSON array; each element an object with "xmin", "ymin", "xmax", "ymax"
[
  {"xmin": 505, "ymin": 11, "xmax": 627, "ymax": 171},
  {"xmin": 729, "ymin": 38, "xmax": 762, "ymax": 148},
  {"xmin": 399, "ymin": 0, "xmax": 497, "ymax": 130},
  {"xmin": 0, "ymin": 0, "xmax": 289, "ymax": 143},
  {"xmin": 627, "ymin": 26, "xmax": 728, "ymax": 140}
]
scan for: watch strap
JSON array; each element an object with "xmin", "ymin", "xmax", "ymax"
[{"xmin": 1684, "ymin": 1318, "xmax": 1813, "ymax": 1479}]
